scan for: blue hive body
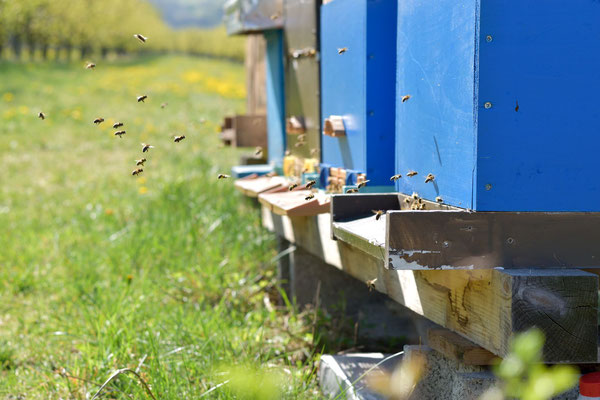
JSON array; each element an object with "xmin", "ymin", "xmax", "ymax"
[
  {"xmin": 395, "ymin": 0, "xmax": 600, "ymax": 211},
  {"xmin": 264, "ymin": 30, "xmax": 286, "ymax": 167},
  {"xmin": 320, "ymin": 0, "xmax": 397, "ymax": 188}
]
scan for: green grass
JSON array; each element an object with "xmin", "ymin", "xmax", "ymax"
[{"xmin": 0, "ymin": 56, "xmax": 322, "ymax": 398}]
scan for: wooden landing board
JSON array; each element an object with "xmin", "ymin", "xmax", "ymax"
[
  {"xmin": 427, "ymin": 329, "xmax": 497, "ymax": 365},
  {"xmin": 262, "ymin": 206, "xmax": 599, "ymax": 363},
  {"xmin": 234, "ymin": 176, "xmax": 288, "ymax": 198},
  {"xmin": 259, "ymin": 190, "xmax": 330, "ymax": 217}
]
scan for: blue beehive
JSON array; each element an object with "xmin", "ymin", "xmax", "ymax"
[
  {"xmin": 395, "ymin": 0, "xmax": 600, "ymax": 211},
  {"xmin": 320, "ymin": 0, "xmax": 397, "ymax": 191}
]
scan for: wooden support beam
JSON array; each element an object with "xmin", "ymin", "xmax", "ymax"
[
  {"xmin": 427, "ymin": 329, "xmax": 497, "ymax": 365},
  {"xmin": 261, "ymin": 207, "xmax": 599, "ymax": 363}
]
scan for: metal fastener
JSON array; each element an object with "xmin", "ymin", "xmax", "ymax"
[
  {"xmin": 486, "ymin": 35, "xmax": 493, "ymax": 42},
  {"xmin": 442, "ymin": 241, "xmax": 451, "ymax": 248},
  {"xmin": 485, "ymin": 183, "xmax": 492, "ymax": 191},
  {"xmin": 484, "ymin": 102, "xmax": 492, "ymax": 109},
  {"xmin": 506, "ymin": 237, "xmax": 515, "ymax": 245}
]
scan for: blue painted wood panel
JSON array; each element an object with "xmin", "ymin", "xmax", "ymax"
[
  {"xmin": 264, "ymin": 30, "xmax": 286, "ymax": 166},
  {"xmin": 477, "ymin": 0, "xmax": 600, "ymax": 211},
  {"xmin": 320, "ymin": 0, "xmax": 396, "ymax": 187},
  {"xmin": 395, "ymin": 0, "xmax": 477, "ymax": 208}
]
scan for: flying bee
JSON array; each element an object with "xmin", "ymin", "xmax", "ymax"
[
  {"xmin": 425, "ymin": 173, "xmax": 435, "ymax": 183},
  {"xmin": 174, "ymin": 135, "xmax": 186, "ymax": 143},
  {"xmin": 199, "ymin": 117, "xmax": 206, "ymax": 124},
  {"xmin": 134, "ymin": 34, "xmax": 147, "ymax": 43},
  {"xmin": 366, "ymin": 278, "xmax": 377, "ymax": 291},
  {"xmin": 136, "ymin": 158, "xmax": 146, "ymax": 166},
  {"xmin": 436, "ymin": 196, "xmax": 443, "ymax": 203},
  {"xmin": 137, "ymin": 95, "xmax": 147, "ymax": 103},
  {"xmin": 141, "ymin": 143, "xmax": 154, "ymax": 152},
  {"xmin": 38, "ymin": 112, "xmax": 46, "ymax": 120},
  {"xmin": 401, "ymin": 95, "xmax": 411, "ymax": 103},
  {"xmin": 294, "ymin": 141, "xmax": 305, "ymax": 147},
  {"xmin": 161, "ymin": 102, "xmax": 168, "ymax": 109},
  {"xmin": 288, "ymin": 183, "xmax": 298, "ymax": 191},
  {"xmin": 285, "ymin": 150, "xmax": 291, "ymax": 157},
  {"xmin": 254, "ymin": 146, "xmax": 263, "ymax": 157},
  {"xmin": 265, "ymin": 172, "xmax": 277, "ymax": 177},
  {"xmin": 217, "ymin": 174, "xmax": 230, "ymax": 179},
  {"xmin": 515, "ymin": 100, "xmax": 519, "ymax": 112},
  {"xmin": 306, "ymin": 180, "xmax": 316, "ymax": 189},
  {"xmin": 132, "ymin": 168, "xmax": 143, "ymax": 176},
  {"xmin": 114, "ymin": 130, "xmax": 126, "ymax": 138},
  {"xmin": 338, "ymin": 47, "xmax": 348, "ymax": 54},
  {"xmin": 113, "ymin": 122, "xmax": 124, "ymax": 128},
  {"xmin": 93, "ymin": 117, "xmax": 104, "ymax": 125},
  {"xmin": 357, "ymin": 180, "xmax": 370, "ymax": 189},
  {"xmin": 297, "ymin": 134, "xmax": 306, "ymax": 142},
  {"xmin": 310, "ymin": 148, "xmax": 319, "ymax": 157},
  {"xmin": 407, "ymin": 170, "xmax": 418, "ymax": 177},
  {"xmin": 346, "ymin": 188, "xmax": 358, "ymax": 193},
  {"xmin": 412, "ymin": 192, "xmax": 419, "ymax": 199},
  {"xmin": 390, "ymin": 174, "xmax": 402, "ymax": 181},
  {"xmin": 270, "ymin": 13, "xmax": 279, "ymax": 20},
  {"xmin": 305, "ymin": 194, "xmax": 315, "ymax": 201},
  {"xmin": 372, "ymin": 210, "xmax": 384, "ymax": 220},
  {"xmin": 85, "ymin": 63, "xmax": 96, "ymax": 69}
]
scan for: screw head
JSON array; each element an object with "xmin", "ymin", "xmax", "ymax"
[
  {"xmin": 442, "ymin": 241, "xmax": 451, "ymax": 248},
  {"xmin": 484, "ymin": 102, "xmax": 492, "ymax": 109},
  {"xmin": 485, "ymin": 183, "xmax": 492, "ymax": 191},
  {"xmin": 506, "ymin": 237, "xmax": 515, "ymax": 245},
  {"xmin": 486, "ymin": 35, "xmax": 493, "ymax": 42}
]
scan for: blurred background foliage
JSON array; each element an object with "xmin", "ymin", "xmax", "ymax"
[{"xmin": 0, "ymin": 0, "xmax": 244, "ymax": 62}]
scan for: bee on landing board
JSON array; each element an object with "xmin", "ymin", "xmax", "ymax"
[
  {"xmin": 404, "ymin": 197, "xmax": 412, "ymax": 204},
  {"xmin": 288, "ymin": 183, "xmax": 298, "ymax": 191},
  {"xmin": 338, "ymin": 47, "xmax": 348, "ymax": 54},
  {"xmin": 401, "ymin": 95, "xmax": 411, "ymax": 103},
  {"xmin": 113, "ymin": 122, "xmax": 124, "ymax": 129},
  {"xmin": 346, "ymin": 188, "xmax": 358, "ymax": 193},
  {"xmin": 436, "ymin": 196, "xmax": 443, "ymax": 203},
  {"xmin": 114, "ymin": 130, "xmax": 126, "ymax": 138},
  {"xmin": 390, "ymin": 174, "xmax": 402, "ymax": 181},
  {"xmin": 366, "ymin": 278, "xmax": 377, "ymax": 291},
  {"xmin": 305, "ymin": 194, "xmax": 315, "ymax": 201},
  {"xmin": 306, "ymin": 180, "xmax": 316, "ymax": 189},
  {"xmin": 132, "ymin": 168, "xmax": 143, "ymax": 176},
  {"xmin": 85, "ymin": 63, "xmax": 96, "ymax": 69},
  {"xmin": 372, "ymin": 210, "xmax": 384, "ymax": 220},
  {"xmin": 134, "ymin": 34, "xmax": 147, "ymax": 43},
  {"xmin": 38, "ymin": 112, "xmax": 46, "ymax": 120},
  {"xmin": 217, "ymin": 174, "xmax": 230, "ymax": 179},
  {"xmin": 93, "ymin": 118, "xmax": 104, "ymax": 125},
  {"xmin": 136, "ymin": 158, "xmax": 146, "ymax": 166},
  {"xmin": 407, "ymin": 170, "xmax": 418, "ymax": 177},
  {"xmin": 174, "ymin": 135, "xmax": 186, "ymax": 143},
  {"xmin": 425, "ymin": 173, "xmax": 435, "ymax": 183},
  {"xmin": 137, "ymin": 95, "xmax": 148, "ymax": 103},
  {"xmin": 141, "ymin": 143, "xmax": 154, "ymax": 152},
  {"xmin": 412, "ymin": 192, "xmax": 419, "ymax": 200},
  {"xmin": 357, "ymin": 180, "xmax": 370, "ymax": 189}
]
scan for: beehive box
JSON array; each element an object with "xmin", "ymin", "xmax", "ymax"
[
  {"xmin": 264, "ymin": 29, "xmax": 286, "ymax": 166},
  {"xmin": 320, "ymin": 0, "xmax": 396, "ymax": 189},
  {"xmin": 224, "ymin": 0, "xmax": 283, "ymax": 35},
  {"xmin": 394, "ymin": 0, "xmax": 600, "ymax": 211}
]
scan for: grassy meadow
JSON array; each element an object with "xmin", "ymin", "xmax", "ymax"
[{"xmin": 0, "ymin": 56, "xmax": 322, "ymax": 398}]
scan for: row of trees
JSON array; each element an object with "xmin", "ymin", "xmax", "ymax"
[{"xmin": 0, "ymin": 0, "xmax": 245, "ymax": 61}]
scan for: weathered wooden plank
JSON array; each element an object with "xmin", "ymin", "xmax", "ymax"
[
  {"xmin": 245, "ymin": 34, "xmax": 267, "ymax": 115},
  {"xmin": 259, "ymin": 190, "xmax": 330, "ymax": 217},
  {"xmin": 234, "ymin": 176, "xmax": 288, "ymax": 198},
  {"xmin": 261, "ymin": 206, "xmax": 599, "ymax": 363},
  {"xmin": 427, "ymin": 329, "xmax": 497, "ymax": 365}
]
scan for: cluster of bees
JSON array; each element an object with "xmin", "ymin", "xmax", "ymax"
[{"xmin": 36, "ymin": 33, "xmax": 234, "ymax": 181}]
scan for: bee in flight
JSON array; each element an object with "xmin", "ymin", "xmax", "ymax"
[
  {"xmin": 217, "ymin": 174, "xmax": 230, "ymax": 180},
  {"xmin": 365, "ymin": 278, "xmax": 377, "ymax": 291},
  {"xmin": 161, "ymin": 102, "xmax": 168, "ymax": 109},
  {"xmin": 85, "ymin": 63, "xmax": 96, "ymax": 69},
  {"xmin": 93, "ymin": 118, "xmax": 104, "ymax": 125},
  {"xmin": 114, "ymin": 130, "xmax": 126, "ymax": 138},
  {"xmin": 132, "ymin": 168, "xmax": 143, "ymax": 176},
  {"xmin": 134, "ymin": 34, "xmax": 147, "ymax": 43},
  {"xmin": 390, "ymin": 174, "xmax": 402, "ymax": 181},
  {"xmin": 357, "ymin": 180, "xmax": 370, "ymax": 189},
  {"xmin": 38, "ymin": 112, "xmax": 46, "ymax": 120},
  {"xmin": 270, "ymin": 13, "xmax": 280, "ymax": 20},
  {"xmin": 338, "ymin": 47, "xmax": 348, "ymax": 54},
  {"xmin": 137, "ymin": 95, "xmax": 148, "ymax": 103},
  {"xmin": 174, "ymin": 135, "xmax": 186, "ymax": 143},
  {"xmin": 305, "ymin": 194, "xmax": 315, "ymax": 201},
  {"xmin": 372, "ymin": 210, "xmax": 384, "ymax": 220},
  {"xmin": 288, "ymin": 183, "xmax": 298, "ymax": 191},
  {"xmin": 407, "ymin": 170, "xmax": 418, "ymax": 177},
  {"xmin": 310, "ymin": 148, "xmax": 319, "ymax": 157},
  {"xmin": 113, "ymin": 122, "xmax": 124, "ymax": 129},
  {"xmin": 136, "ymin": 158, "xmax": 146, "ymax": 166},
  {"xmin": 346, "ymin": 188, "xmax": 358, "ymax": 193},
  {"xmin": 306, "ymin": 180, "xmax": 316, "ymax": 189},
  {"xmin": 141, "ymin": 143, "xmax": 154, "ymax": 152},
  {"xmin": 294, "ymin": 141, "xmax": 305, "ymax": 148},
  {"xmin": 401, "ymin": 95, "xmax": 411, "ymax": 103},
  {"xmin": 425, "ymin": 173, "xmax": 435, "ymax": 183},
  {"xmin": 254, "ymin": 146, "xmax": 263, "ymax": 157}
]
